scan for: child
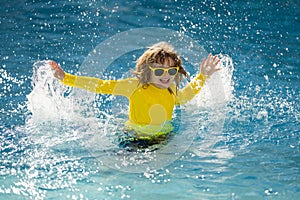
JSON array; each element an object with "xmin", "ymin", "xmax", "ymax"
[{"xmin": 49, "ymin": 42, "xmax": 220, "ymax": 146}]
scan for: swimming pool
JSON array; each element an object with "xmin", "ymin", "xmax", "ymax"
[{"xmin": 1, "ymin": 0, "xmax": 299, "ymax": 199}]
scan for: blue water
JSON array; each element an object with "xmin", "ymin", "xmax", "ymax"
[{"xmin": 1, "ymin": 0, "xmax": 299, "ymax": 199}]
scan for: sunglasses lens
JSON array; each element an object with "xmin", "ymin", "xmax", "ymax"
[
  {"xmin": 168, "ymin": 68, "xmax": 178, "ymax": 76},
  {"xmin": 154, "ymin": 69, "xmax": 164, "ymax": 76}
]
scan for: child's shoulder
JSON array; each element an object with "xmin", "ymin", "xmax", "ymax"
[{"xmin": 113, "ymin": 77, "xmax": 140, "ymax": 96}]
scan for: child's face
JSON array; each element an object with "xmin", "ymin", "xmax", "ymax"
[{"xmin": 149, "ymin": 58, "xmax": 177, "ymax": 89}]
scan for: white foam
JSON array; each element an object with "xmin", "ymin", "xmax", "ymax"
[
  {"xmin": 26, "ymin": 61, "xmax": 104, "ymax": 147},
  {"xmin": 190, "ymin": 54, "xmax": 234, "ymax": 108}
]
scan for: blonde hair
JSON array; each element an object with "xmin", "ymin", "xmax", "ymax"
[{"xmin": 132, "ymin": 42, "xmax": 188, "ymax": 94}]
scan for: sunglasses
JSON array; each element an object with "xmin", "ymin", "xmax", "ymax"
[{"xmin": 148, "ymin": 66, "xmax": 179, "ymax": 77}]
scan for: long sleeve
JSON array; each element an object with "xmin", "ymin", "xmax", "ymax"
[
  {"xmin": 176, "ymin": 73, "xmax": 209, "ymax": 105},
  {"xmin": 61, "ymin": 73, "xmax": 139, "ymax": 98}
]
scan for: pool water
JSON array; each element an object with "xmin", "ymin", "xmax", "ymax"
[{"xmin": 1, "ymin": 0, "xmax": 299, "ymax": 199}]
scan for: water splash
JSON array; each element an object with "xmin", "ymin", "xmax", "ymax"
[
  {"xmin": 189, "ymin": 54, "xmax": 235, "ymax": 162},
  {"xmin": 27, "ymin": 61, "xmax": 73, "ymax": 123},
  {"xmin": 24, "ymin": 52, "xmax": 235, "ymax": 175},
  {"xmin": 0, "ymin": 61, "xmax": 104, "ymax": 199},
  {"xmin": 191, "ymin": 54, "xmax": 234, "ymax": 108}
]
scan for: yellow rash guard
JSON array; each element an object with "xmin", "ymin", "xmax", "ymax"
[{"xmin": 61, "ymin": 72, "xmax": 209, "ymax": 137}]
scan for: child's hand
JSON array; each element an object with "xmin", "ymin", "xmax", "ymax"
[
  {"xmin": 200, "ymin": 54, "xmax": 221, "ymax": 76},
  {"xmin": 48, "ymin": 60, "xmax": 65, "ymax": 80}
]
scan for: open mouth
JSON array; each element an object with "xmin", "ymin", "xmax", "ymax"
[{"xmin": 159, "ymin": 78, "xmax": 170, "ymax": 84}]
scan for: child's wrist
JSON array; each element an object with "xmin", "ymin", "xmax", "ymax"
[{"xmin": 198, "ymin": 72, "xmax": 210, "ymax": 80}]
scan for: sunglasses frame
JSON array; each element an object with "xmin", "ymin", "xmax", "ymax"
[{"xmin": 148, "ymin": 66, "xmax": 180, "ymax": 77}]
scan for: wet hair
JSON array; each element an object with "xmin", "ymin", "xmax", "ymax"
[{"xmin": 132, "ymin": 42, "xmax": 188, "ymax": 94}]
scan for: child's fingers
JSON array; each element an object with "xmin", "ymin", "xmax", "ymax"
[
  {"xmin": 201, "ymin": 58, "xmax": 206, "ymax": 65},
  {"xmin": 212, "ymin": 55, "xmax": 217, "ymax": 62},
  {"xmin": 207, "ymin": 53, "xmax": 212, "ymax": 61},
  {"xmin": 211, "ymin": 55, "xmax": 220, "ymax": 66},
  {"xmin": 48, "ymin": 60, "xmax": 59, "ymax": 70},
  {"xmin": 200, "ymin": 58, "xmax": 207, "ymax": 70}
]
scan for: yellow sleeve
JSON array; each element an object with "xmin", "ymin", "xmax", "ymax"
[
  {"xmin": 176, "ymin": 73, "xmax": 209, "ymax": 105},
  {"xmin": 61, "ymin": 73, "xmax": 138, "ymax": 98}
]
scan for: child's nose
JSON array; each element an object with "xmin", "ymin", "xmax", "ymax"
[{"xmin": 162, "ymin": 71, "xmax": 169, "ymax": 77}]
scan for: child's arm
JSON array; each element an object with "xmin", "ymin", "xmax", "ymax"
[
  {"xmin": 176, "ymin": 54, "xmax": 221, "ymax": 104},
  {"xmin": 48, "ymin": 61, "xmax": 137, "ymax": 97}
]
